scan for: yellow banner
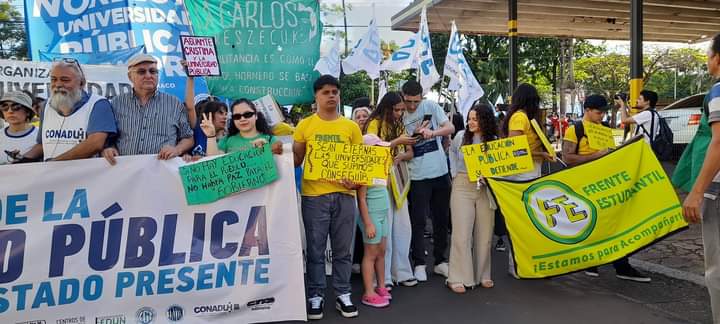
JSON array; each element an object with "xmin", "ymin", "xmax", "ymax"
[
  {"xmin": 389, "ymin": 161, "xmax": 411, "ymax": 207},
  {"xmin": 530, "ymin": 119, "xmax": 556, "ymax": 158},
  {"xmin": 304, "ymin": 141, "xmax": 392, "ymax": 186},
  {"xmin": 461, "ymin": 136, "xmax": 535, "ymax": 181},
  {"xmin": 487, "ymin": 139, "xmax": 686, "ymax": 278},
  {"xmin": 585, "ymin": 122, "xmax": 616, "ymax": 150}
]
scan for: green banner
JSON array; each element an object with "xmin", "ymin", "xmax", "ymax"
[
  {"xmin": 185, "ymin": 0, "xmax": 322, "ymax": 105},
  {"xmin": 179, "ymin": 146, "xmax": 278, "ymax": 205}
]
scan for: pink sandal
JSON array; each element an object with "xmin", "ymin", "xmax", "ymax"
[
  {"xmin": 375, "ymin": 287, "xmax": 392, "ymax": 300},
  {"xmin": 362, "ymin": 294, "xmax": 390, "ymax": 308}
]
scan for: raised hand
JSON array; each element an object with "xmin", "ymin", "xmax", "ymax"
[{"xmin": 200, "ymin": 113, "xmax": 216, "ymax": 137}]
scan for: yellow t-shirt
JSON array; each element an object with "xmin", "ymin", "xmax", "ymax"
[
  {"xmin": 508, "ymin": 111, "xmax": 543, "ymax": 159},
  {"xmin": 564, "ymin": 121, "xmax": 599, "ymax": 156},
  {"xmin": 366, "ymin": 118, "xmax": 406, "ymax": 156},
  {"xmin": 272, "ymin": 122, "xmax": 295, "ymax": 136},
  {"xmin": 294, "ymin": 114, "xmax": 363, "ymax": 196}
]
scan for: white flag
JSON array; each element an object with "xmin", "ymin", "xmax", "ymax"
[
  {"xmin": 495, "ymin": 94, "xmax": 505, "ymax": 106},
  {"xmin": 342, "ymin": 18, "xmax": 382, "ymax": 79},
  {"xmin": 443, "ymin": 21, "xmax": 484, "ymax": 120},
  {"xmin": 377, "ymin": 79, "xmax": 388, "ymax": 104},
  {"xmin": 381, "ymin": 33, "xmax": 419, "ymax": 72},
  {"xmin": 417, "ymin": 7, "xmax": 440, "ymax": 95},
  {"xmin": 314, "ymin": 38, "xmax": 342, "ymax": 78}
]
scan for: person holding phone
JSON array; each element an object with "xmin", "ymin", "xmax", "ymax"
[{"xmin": 401, "ymin": 80, "xmax": 455, "ymax": 282}]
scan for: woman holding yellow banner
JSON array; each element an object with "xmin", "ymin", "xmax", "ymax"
[{"xmin": 447, "ymin": 103, "xmax": 499, "ymax": 293}]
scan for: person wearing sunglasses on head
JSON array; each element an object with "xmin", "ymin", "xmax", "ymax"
[
  {"xmin": 102, "ymin": 53, "xmax": 194, "ymax": 165},
  {"xmin": 200, "ymin": 98, "xmax": 281, "ymax": 155},
  {"xmin": 18, "ymin": 58, "xmax": 117, "ymax": 162},
  {"xmin": 0, "ymin": 91, "xmax": 39, "ymax": 165}
]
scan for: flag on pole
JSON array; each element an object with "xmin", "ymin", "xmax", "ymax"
[
  {"xmin": 417, "ymin": 7, "xmax": 440, "ymax": 95},
  {"xmin": 443, "ymin": 21, "xmax": 484, "ymax": 120},
  {"xmin": 314, "ymin": 37, "xmax": 342, "ymax": 78},
  {"xmin": 381, "ymin": 33, "xmax": 419, "ymax": 72},
  {"xmin": 377, "ymin": 78, "xmax": 388, "ymax": 104},
  {"xmin": 342, "ymin": 18, "xmax": 382, "ymax": 79},
  {"xmin": 495, "ymin": 94, "xmax": 505, "ymax": 106}
]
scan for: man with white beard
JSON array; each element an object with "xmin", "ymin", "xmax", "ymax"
[{"xmin": 20, "ymin": 58, "xmax": 117, "ymax": 161}]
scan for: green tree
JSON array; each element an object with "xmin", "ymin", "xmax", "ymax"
[{"xmin": 0, "ymin": 3, "xmax": 27, "ymax": 59}]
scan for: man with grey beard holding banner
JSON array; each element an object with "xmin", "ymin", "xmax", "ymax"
[{"xmin": 19, "ymin": 58, "xmax": 117, "ymax": 162}]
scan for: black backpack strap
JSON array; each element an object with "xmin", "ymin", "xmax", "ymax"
[
  {"xmin": 573, "ymin": 121, "xmax": 585, "ymax": 154},
  {"xmin": 636, "ymin": 110, "xmax": 655, "ymax": 142}
]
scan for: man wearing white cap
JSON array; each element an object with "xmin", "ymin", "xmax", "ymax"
[
  {"xmin": 0, "ymin": 91, "xmax": 39, "ymax": 164},
  {"xmin": 20, "ymin": 58, "xmax": 117, "ymax": 162},
  {"xmin": 103, "ymin": 53, "xmax": 194, "ymax": 164}
]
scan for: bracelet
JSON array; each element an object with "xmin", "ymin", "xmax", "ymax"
[{"xmin": 208, "ymin": 135, "xmax": 216, "ymax": 138}]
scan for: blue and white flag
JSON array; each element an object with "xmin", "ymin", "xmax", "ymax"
[
  {"xmin": 443, "ymin": 21, "xmax": 484, "ymax": 120},
  {"xmin": 381, "ymin": 33, "xmax": 419, "ymax": 72},
  {"xmin": 417, "ymin": 7, "xmax": 440, "ymax": 95},
  {"xmin": 342, "ymin": 18, "xmax": 382, "ymax": 79},
  {"xmin": 314, "ymin": 37, "xmax": 342, "ymax": 78}
]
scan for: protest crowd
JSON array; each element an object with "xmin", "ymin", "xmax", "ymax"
[{"xmin": 1, "ymin": 23, "xmax": 720, "ymax": 324}]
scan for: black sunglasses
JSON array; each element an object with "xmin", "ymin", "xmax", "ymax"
[
  {"xmin": 53, "ymin": 57, "xmax": 85, "ymax": 78},
  {"xmin": 232, "ymin": 111, "xmax": 256, "ymax": 120},
  {"xmin": 134, "ymin": 68, "xmax": 159, "ymax": 75},
  {"xmin": 0, "ymin": 103, "xmax": 25, "ymax": 112}
]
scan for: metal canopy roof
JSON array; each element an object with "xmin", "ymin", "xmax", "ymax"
[{"xmin": 391, "ymin": 0, "xmax": 720, "ymax": 43}]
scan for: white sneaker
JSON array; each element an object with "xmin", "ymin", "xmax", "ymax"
[
  {"xmin": 414, "ymin": 265, "xmax": 427, "ymax": 282},
  {"xmin": 433, "ymin": 262, "xmax": 449, "ymax": 278}
]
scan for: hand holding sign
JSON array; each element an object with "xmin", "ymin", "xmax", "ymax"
[{"xmin": 200, "ymin": 113, "xmax": 216, "ymax": 137}]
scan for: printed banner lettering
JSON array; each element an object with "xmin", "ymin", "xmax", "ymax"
[
  {"xmin": 179, "ymin": 146, "xmax": 278, "ymax": 205},
  {"xmin": 461, "ymin": 136, "xmax": 534, "ymax": 181},
  {"xmin": 304, "ymin": 142, "xmax": 392, "ymax": 186},
  {"xmin": 0, "ymin": 153, "xmax": 305, "ymax": 323},
  {"xmin": 181, "ymin": 36, "xmax": 221, "ymax": 77},
  {"xmin": 487, "ymin": 139, "xmax": 687, "ymax": 278},
  {"xmin": 184, "ymin": 0, "xmax": 322, "ymax": 105}
]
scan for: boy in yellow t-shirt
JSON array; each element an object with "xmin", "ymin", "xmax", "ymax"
[
  {"xmin": 292, "ymin": 75, "xmax": 362, "ymax": 320},
  {"xmin": 562, "ymin": 94, "xmax": 651, "ymax": 283}
]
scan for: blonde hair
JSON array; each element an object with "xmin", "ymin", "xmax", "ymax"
[{"xmin": 351, "ymin": 107, "xmax": 371, "ymax": 121}]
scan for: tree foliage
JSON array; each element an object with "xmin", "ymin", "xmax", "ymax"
[{"xmin": 0, "ymin": 3, "xmax": 27, "ymax": 59}]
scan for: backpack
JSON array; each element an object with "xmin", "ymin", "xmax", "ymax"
[
  {"xmin": 572, "ymin": 120, "xmax": 610, "ymax": 154},
  {"xmin": 638, "ymin": 109, "xmax": 674, "ymax": 161}
]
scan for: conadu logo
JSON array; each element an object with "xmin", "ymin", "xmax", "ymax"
[{"xmin": 523, "ymin": 180, "xmax": 597, "ymax": 244}]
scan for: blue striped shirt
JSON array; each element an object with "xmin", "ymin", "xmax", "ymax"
[{"xmin": 110, "ymin": 91, "xmax": 193, "ymax": 155}]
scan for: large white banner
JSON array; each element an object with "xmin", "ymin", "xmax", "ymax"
[
  {"xmin": 0, "ymin": 59, "xmax": 131, "ymax": 100},
  {"xmin": 0, "ymin": 152, "xmax": 306, "ymax": 323},
  {"xmin": 342, "ymin": 18, "xmax": 382, "ymax": 80}
]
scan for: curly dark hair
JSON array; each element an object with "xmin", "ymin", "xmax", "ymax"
[
  {"xmin": 463, "ymin": 103, "xmax": 499, "ymax": 145},
  {"xmin": 501, "ymin": 83, "xmax": 540, "ymax": 136},
  {"xmin": 363, "ymin": 91, "xmax": 404, "ymax": 141},
  {"xmin": 227, "ymin": 98, "xmax": 273, "ymax": 138}
]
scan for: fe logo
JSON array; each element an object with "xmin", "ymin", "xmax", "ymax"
[{"xmin": 523, "ymin": 181, "xmax": 597, "ymax": 244}]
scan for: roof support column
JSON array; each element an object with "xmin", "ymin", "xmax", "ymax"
[
  {"xmin": 508, "ymin": 0, "xmax": 518, "ymax": 98},
  {"xmin": 630, "ymin": 0, "xmax": 643, "ymax": 109}
]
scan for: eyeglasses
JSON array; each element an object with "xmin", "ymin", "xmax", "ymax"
[
  {"xmin": 134, "ymin": 68, "xmax": 159, "ymax": 75},
  {"xmin": 0, "ymin": 103, "xmax": 25, "ymax": 112},
  {"xmin": 232, "ymin": 111, "xmax": 256, "ymax": 120},
  {"xmin": 53, "ymin": 57, "xmax": 85, "ymax": 78}
]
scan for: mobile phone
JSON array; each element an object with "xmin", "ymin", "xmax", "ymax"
[{"xmin": 422, "ymin": 114, "xmax": 433, "ymax": 122}]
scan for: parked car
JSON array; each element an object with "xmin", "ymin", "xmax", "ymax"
[{"xmin": 658, "ymin": 93, "xmax": 704, "ymax": 145}]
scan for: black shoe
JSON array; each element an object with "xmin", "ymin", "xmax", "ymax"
[
  {"xmin": 616, "ymin": 266, "xmax": 651, "ymax": 283},
  {"xmin": 336, "ymin": 294, "xmax": 358, "ymax": 318},
  {"xmin": 584, "ymin": 267, "xmax": 599, "ymax": 277},
  {"xmin": 495, "ymin": 239, "xmax": 506, "ymax": 252},
  {"xmin": 307, "ymin": 296, "xmax": 324, "ymax": 320}
]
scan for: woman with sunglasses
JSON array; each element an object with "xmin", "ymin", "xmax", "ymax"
[
  {"xmin": 201, "ymin": 98, "xmax": 282, "ymax": 155},
  {"xmin": 0, "ymin": 92, "xmax": 38, "ymax": 165}
]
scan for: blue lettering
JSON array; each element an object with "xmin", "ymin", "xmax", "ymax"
[
  {"xmin": 255, "ymin": 258, "xmax": 270, "ymax": 284},
  {"xmin": 0, "ymin": 287, "xmax": 8, "ymax": 313},
  {"xmin": 83, "ymin": 275, "xmax": 102, "ymax": 301},
  {"xmin": 216, "ymin": 261, "xmax": 236, "ymax": 288},
  {"xmin": 159, "ymin": 215, "xmax": 186, "ymax": 266},
  {"xmin": 6, "ymin": 194, "xmax": 28, "ymax": 224},
  {"xmin": 124, "ymin": 217, "xmax": 157, "ymax": 268},
  {"xmin": 136, "ymin": 271, "xmax": 155, "ymax": 296},
  {"xmin": 115, "ymin": 272, "xmax": 134, "ymax": 298},
  {"xmin": 189, "ymin": 213, "xmax": 205, "ymax": 263},
  {"xmin": 12, "ymin": 283, "xmax": 32, "ymax": 311},
  {"xmin": 89, "ymin": 219, "xmax": 122, "ymax": 271},
  {"xmin": 239, "ymin": 206, "xmax": 269, "ymax": 256},
  {"xmin": 157, "ymin": 268, "xmax": 175, "ymax": 295},
  {"xmin": 0, "ymin": 229, "xmax": 25, "ymax": 284},
  {"xmin": 210, "ymin": 211, "xmax": 238, "ymax": 259},
  {"xmin": 49, "ymin": 224, "xmax": 84, "ymax": 277},
  {"xmin": 238, "ymin": 259, "xmax": 253, "ymax": 285},
  {"xmin": 58, "ymin": 278, "xmax": 79, "ymax": 305},
  {"xmin": 43, "ymin": 192, "xmax": 63, "ymax": 222},
  {"xmin": 63, "ymin": 189, "xmax": 89, "ymax": 220},
  {"xmin": 176, "ymin": 266, "xmax": 195, "ymax": 292},
  {"xmin": 197, "ymin": 263, "xmax": 214, "ymax": 290},
  {"xmin": 31, "ymin": 282, "xmax": 56, "ymax": 309}
]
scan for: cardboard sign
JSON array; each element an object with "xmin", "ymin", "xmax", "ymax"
[
  {"xmin": 253, "ymin": 94, "xmax": 284, "ymax": 127},
  {"xmin": 180, "ymin": 35, "xmax": 221, "ymax": 77},
  {"xmin": 389, "ymin": 161, "xmax": 411, "ymax": 207},
  {"xmin": 585, "ymin": 122, "xmax": 616, "ymax": 150},
  {"xmin": 304, "ymin": 142, "xmax": 392, "ymax": 186},
  {"xmin": 461, "ymin": 136, "xmax": 535, "ymax": 181},
  {"xmin": 531, "ymin": 119, "xmax": 557, "ymax": 159},
  {"xmin": 179, "ymin": 145, "xmax": 278, "ymax": 205}
]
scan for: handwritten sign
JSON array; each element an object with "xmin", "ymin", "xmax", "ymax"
[
  {"xmin": 179, "ymin": 146, "xmax": 277, "ymax": 205},
  {"xmin": 461, "ymin": 136, "xmax": 535, "ymax": 181},
  {"xmin": 585, "ymin": 122, "xmax": 616, "ymax": 150},
  {"xmin": 531, "ymin": 119, "xmax": 557, "ymax": 159},
  {"xmin": 304, "ymin": 142, "xmax": 392, "ymax": 186},
  {"xmin": 253, "ymin": 94, "xmax": 284, "ymax": 127},
  {"xmin": 389, "ymin": 161, "xmax": 411, "ymax": 207},
  {"xmin": 180, "ymin": 35, "xmax": 221, "ymax": 77}
]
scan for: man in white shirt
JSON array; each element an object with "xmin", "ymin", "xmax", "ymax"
[{"xmin": 618, "ymin": 90, "xmax": 660, "ymax": 144}]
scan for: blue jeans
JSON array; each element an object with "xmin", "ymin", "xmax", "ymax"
[{"xmin": 302, "ymin": 193, "xmax": 355, "ymax": 298}]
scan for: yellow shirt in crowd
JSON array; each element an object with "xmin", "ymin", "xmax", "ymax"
[
  {"xmin": 294, "ymin": 114, "xmax": 363, "ymax": 196},
  {"xmin": 563, "ymin": 121, "xmax": 600, "ymax": 156},
  {"xmin": 366, "ymin": 118, "xmax": 406, "ymax": 155},
  {"xmin": 508, "ymin": 110, "xmax": 543, "ymax": 159}
]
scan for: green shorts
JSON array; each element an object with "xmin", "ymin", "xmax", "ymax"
[{"xmin": 357, "ymin": 186, "xmax": 390, "ymax": 244}]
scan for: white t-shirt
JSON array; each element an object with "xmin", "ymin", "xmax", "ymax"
[
  {"xmin": 0, "ymin": 126, "xmax": 38, "ymax": 165},
  {"xmin": 633, "ymin": 110, "xmax": 660, "ymax": 144}
]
